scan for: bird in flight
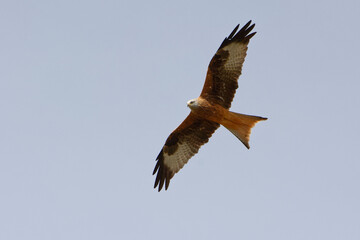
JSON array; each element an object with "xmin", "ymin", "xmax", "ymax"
[{"xmin": 153, "ymin": 21, "xmax": 267, "ymax": 191}]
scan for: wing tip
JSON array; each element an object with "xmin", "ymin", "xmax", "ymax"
[
  {"xmin": 219, "ymin": 20, "xmax": 256, "ymax": 49},
  {"xmin": 153, "ymin": 149, "xmax": 173, "ymax": 192}
]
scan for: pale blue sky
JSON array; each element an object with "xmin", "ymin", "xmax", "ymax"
[{"xmin": 1, "ymin": 0, "xmax": 360, "ymax": 239}]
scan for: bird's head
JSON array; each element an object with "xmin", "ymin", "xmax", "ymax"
[{"xmin": 187, "ymin": 98, "xmax": 199, "ymax": 110}]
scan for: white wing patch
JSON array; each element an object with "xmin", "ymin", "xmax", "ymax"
[
  {"xmin": 163, "ymin": 142, "xmax": 197, "ymax": 173},
  {"xmin": 222, "ymin": 42, "xmax": 248, "ymax": 72}
]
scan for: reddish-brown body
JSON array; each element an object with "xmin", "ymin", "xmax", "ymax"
[
  {"xmin": 188, "ymin": 96, "xmax": 266, "ymax": 149},
  {"xmin": 188, "ymin": 97, "xmax": 227, "ymax": 123}
]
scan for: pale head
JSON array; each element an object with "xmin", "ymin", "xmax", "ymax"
[{"xmin": 187, "ymin": 98, "xmax": 199, "ymax": 110}]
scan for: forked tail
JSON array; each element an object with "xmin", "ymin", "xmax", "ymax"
[{"xmin": 221, "ymin": 111, "xmax": 267, "ymax": 149}]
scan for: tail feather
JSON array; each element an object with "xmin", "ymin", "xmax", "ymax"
[{"xmin": 221, "ymin": 111, "xmax": 267, "ymax": 149}]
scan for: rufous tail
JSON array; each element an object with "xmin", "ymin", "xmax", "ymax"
[{"xmin": 221, "ymin": 111, "xmax": 267, "ymax": 149}]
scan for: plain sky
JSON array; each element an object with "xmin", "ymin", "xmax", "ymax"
[{"xmin": 1, "ymin": 0, "xmax": 360, "ymax": 239}]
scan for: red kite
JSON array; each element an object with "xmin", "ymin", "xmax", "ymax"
[{"xmin": 153, "ymin": 21, "xmax": 267, "ymax": 191}]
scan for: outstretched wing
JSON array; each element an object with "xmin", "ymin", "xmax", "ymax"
[
  {"xmin": 153, "ymin": 113, "xmax": 219, "ymax": 191},
  {"xmin": 200, "ymin": 21, "xmax": 256, "ymax": 109}
]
